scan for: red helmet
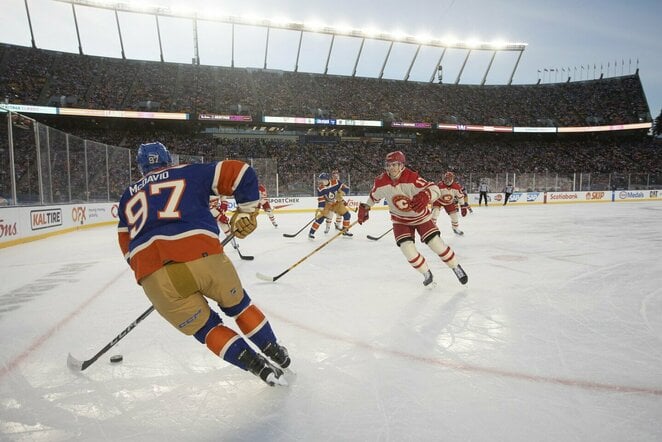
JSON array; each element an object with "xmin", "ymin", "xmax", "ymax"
[
  {"xmin": 385, "ymin": 151, "xmax": 405, "ymax": 179},
  {"xmin": 443, "ymin": 171, "xmax": 455, "ymax": 185},
  {"xmin": 385, "ymin": 151, "xmax": 406, "ymax": 164}
]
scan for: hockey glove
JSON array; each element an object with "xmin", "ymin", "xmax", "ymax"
[
  {"xmin": 460, "ymin": 203, "xmax": 470, "ymax": 217},
  {"xmin": 230, "ymin": 209, "xmax": 259, "ymax": 239},
  {"xmin": 358, "ymin": 203, "xmax": 371, "ymax": 224},
  {"xmin": 410, "ymin": 189, "xmax": 431, "ymax": 212}
]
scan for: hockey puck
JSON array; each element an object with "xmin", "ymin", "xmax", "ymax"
[{"xmin": 110, "ymin": 355, "xmax": 123, "ymax": 363}]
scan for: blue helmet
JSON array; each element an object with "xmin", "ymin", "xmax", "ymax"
[
  {"xmin": 136, "ymin": 142, "xmax": 172, "ymax": 175},
  {"xmin": 318, "ymin": 173, "xmax": 330, "ymax": 181}
]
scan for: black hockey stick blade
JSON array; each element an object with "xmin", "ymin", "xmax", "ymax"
[
  {"xmin": 238, "ymin": 251, "xmax": 255, "ymax": 260},
  {"xmin": 67, "ymin": 304, "xmax": 155, "ymax": 371},
  {"xmin": 231, "ymin": 236, "xmax": 254, "ymax": 260},
  {"xmin": 366, "ymin": 227, "xmax": 393, "ymax": 241},
  {"xmin": 282, "ymin": 217, "xmax": 315, "ymax": 238}
]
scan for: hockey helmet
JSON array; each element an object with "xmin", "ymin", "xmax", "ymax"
[
  {"xmin": 443, "ymin": 171, "xmax": 455, "ymax": 185},
  {"xmin": 385, "ymin": 150, "xmax": 406, "ymax": 165},
  {"xmin": 318, "ymin": 172, "xmax": 330, "ymax": 181},
  {"xmin": 385, "ymin": 151, "xmax": 406, "ymax": 179},
  {"xmin": 137, "ymin": 142, "xmax": 172, "ymax": 175}
]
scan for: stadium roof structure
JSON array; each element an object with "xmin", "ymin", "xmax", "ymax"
[{"xmin": 46, "ymin": 0, "xmax": 527, "ymax": 85}]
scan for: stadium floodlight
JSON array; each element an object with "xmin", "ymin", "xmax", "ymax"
[
  {"xmin": 491, "ymin": 40, "xmax": 508, "ymax": 50},
  {"xmin": 169, "ymin": 5, "xmax": 195, "ymax": 16},
  {"xmin": 303, "ymin": 20, "xmax": 325, "ymax": 33},
  {"xmin": 53, "ymin": 0, "xmax": 527, "ymax": 83},
  {"xmin": 390, "ymin": 30, "xmax": 408, "ymax": 42},
  {"xmin": 415, "ymin": 34, "xmax": 433, "ymax": 44},
  {"xmin": 466, "ymin": 39, "xmax": 481, "ymax": 49},
  {"xmin": 269, "ymin": 17, "xmax": 291, "ymax": 28},
  {"xmin": 55, "ymin": 0, "xmax": 528, "ymax": 51},
  {"xmin": 366, "ymin": 29, "xmax": 383, "ymax": 39},
  {"xmin": 333, "ymin": 22, "xmax": 353, "ymax": 34}
]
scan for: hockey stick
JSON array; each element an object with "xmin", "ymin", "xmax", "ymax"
[
  {"xmin": 67, "ymin": 235, "xmax": 236, "ymax": 371},
  {"xmin": 67, "ymin": 305, "xmax": 154, "ymax": 371},
  {"xmin": 367, "ymin": 227, "xmax": 393, "ymax": 241},
  {"xmin": 282, "ymin": 217, "xmax": 316, "ymax": 238},
  {"xmin": 257, "ymin": 220, "xmax": 359, "ymax": 282},
  {"xmin": 231, "ymin": 237, "xmax": 254, "ymax": 261}
]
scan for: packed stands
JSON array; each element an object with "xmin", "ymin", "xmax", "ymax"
[{"xmin": 0, "ymin": 43, "xmax": 659, "ymax": 204}]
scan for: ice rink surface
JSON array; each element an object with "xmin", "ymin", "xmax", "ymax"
[{"xmin": 1, "ymin": 202, "xmax": 661, "ymax": 441}]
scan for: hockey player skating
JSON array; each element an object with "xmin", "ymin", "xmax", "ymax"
[
  {"xmin": 357, "ymin": 151, "xmax": 468, "ymax": 287},
  {"xmin": 431, "ymin": 171, "xmax": 472, "ymax": 235},
  {"xmin": 309, "ymin": 172, "xmax": 353, "ymax": 239},
  {"xmin": 328, "ymin": 169, "xmax": 348, "ymax": 232},
  {"xmin": 258, "ymin": 182, "xmax": 278, "ymax": 227},
  {"xmin": 117, "ymin": 142, "xmax": 290, "ymax": 387},
  {"xmin": 209, "ymin": 195, "xmax": 232, "ymax": 236}
]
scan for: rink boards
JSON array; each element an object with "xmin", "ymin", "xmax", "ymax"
[{"xmin": 1, "ymin": 189, "xmax": 661, "ymax": 247}]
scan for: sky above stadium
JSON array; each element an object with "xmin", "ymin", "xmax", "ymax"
[{"xmin": 1, "ymin": 0, "xmax": 661, "ymax": 120}]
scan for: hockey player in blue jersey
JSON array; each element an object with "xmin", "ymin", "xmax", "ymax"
[
  {"xmin": 308, "ymin": 172, "xmax": 353, "ymax": 239},
  {"xmin": 117, "ymin": 142, "xmax": 290, "ymax": 386}
]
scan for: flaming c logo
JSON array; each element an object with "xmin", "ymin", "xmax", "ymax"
[{"xmin": 391, "ymin": 195, "xmax": 412, "ymax": 211}]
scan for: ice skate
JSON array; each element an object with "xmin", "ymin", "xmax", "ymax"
[
  {"xmin": 423, "ymin": 269, "xmax": 434, "ymax": 286},
  {"xmin": 263, "ymin": 341, "xmax": 291, "ymax": 369},
  {"xmin": 342, "ymin": 230, "xmax": 353, "ymax": 237},
  {"xmin": 453, "ymin": 228, "xmax": 464, "ymax": 236},
  {"xmin": 308, "ymin": 231, "xmax": 315, "ymax": 240},
  {"xmin": 272, "ymin": 222, "xmax": 278, "ymax": 228},
  {"xmin": 238, "ymin": 350, "xmax": 287, "ymax": 386},
  {"xmin": 324, "ymin": 224, "xmax": 331, "ymax": 234},
  {"xmin": 452, "ymin": 264, "xmax": 468, "ymax": 285}
]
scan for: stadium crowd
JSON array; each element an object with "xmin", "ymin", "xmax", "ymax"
[
  {"xmin": 1, "ymin": 43, "xmax": 659, "ymax": 204},
  {"xmin": 1, "ymin": 44, "xmax": 652, "ymax": 127},
  {"xmin": 3, "ymin": 119, "xmax": 660, "ymax": 203}
]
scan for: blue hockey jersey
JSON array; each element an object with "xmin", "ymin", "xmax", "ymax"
[{"xmin": 117, "ymin": 160, "xmax": 258, "ymax": 282}]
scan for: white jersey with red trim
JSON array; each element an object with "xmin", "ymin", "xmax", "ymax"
[
  {"xmin": 366, "ymin": 168, "xmax": 440, "ymax": 225},
  {"xmin": 432, "ymin": 181, "xmax": 467, "ymax": 208}
]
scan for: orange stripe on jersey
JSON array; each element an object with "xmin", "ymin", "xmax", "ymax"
[
  {"xmin": 214, "ymin": 160, "xmax": 249, "ymax": 196},
  {"xmin": 205, "ymin": 325, "xmax": 240, "ymax": 356},
  {"xmin": 129, "ymin": 233, "xmax": 222, "ymax": 282},
  {"xmin": 118, "ymin": 228, "xmax": 130, "ymax": 258},
  {"xmin": 235, "ymin": 304, "xmax": 267, "ymax": 338}
]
